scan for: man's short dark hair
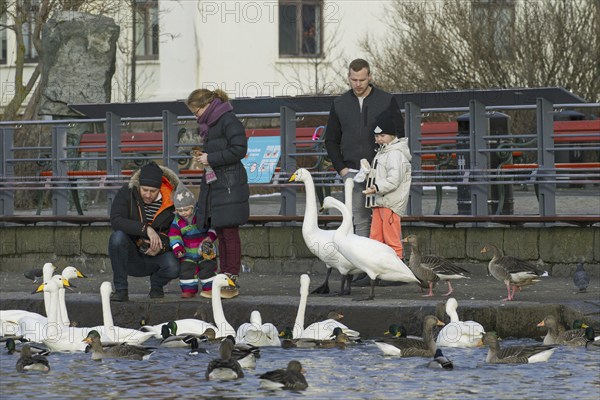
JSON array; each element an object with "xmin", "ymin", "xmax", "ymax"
[{"xmin": 349, "ymin": 58, "xmax": 370, "ymax": 75}]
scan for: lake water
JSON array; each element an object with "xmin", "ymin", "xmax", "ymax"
[{"xmin": 1, "ymin": 338, "xmax": 599, "ymax": 399}]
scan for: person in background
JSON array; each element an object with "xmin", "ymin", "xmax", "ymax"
[
  {"xmin": 363, "ymin": 109, "xmax": 412, "ymax": 259},
  {"xmin": 186, "ymin": 88, "xmax": 249, "ymax": 299},
  {"xmin": 325, "ymin": 58, "xmax": 404, "ymax": 285},
  {"xmin": 168, "ymin": 183, "xmax": 218, "ymax": 299},
  {"xmin": 108, "ymin": 162, "xmax": 180, "ymax": 301}
]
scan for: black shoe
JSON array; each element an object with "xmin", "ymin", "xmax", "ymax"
[
  {"xmin": 110, "ymin": 289, "xmax": 129, "ymax": 302},
  {"xmin": 353, "ymin": 274, "xmax": 372, "ymax": 287},
  {"xmin": 149, "ymin": 287, "xmax": 164, "ymax": 299}
]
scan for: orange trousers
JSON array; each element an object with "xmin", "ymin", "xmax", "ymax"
[{"xmin": 369, "ymin": 207, "xmax": 403, "ymax": 258}]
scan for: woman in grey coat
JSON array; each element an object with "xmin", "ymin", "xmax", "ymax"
[{"xmin": 187, "ymin": 88, "xmax": 249, "ymax": 298}]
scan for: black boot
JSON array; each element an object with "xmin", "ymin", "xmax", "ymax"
[{"xmin": 110, "ymin": 289, "xmax": 129, "ymax": 302}]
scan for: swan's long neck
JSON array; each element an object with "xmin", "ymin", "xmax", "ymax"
[
  {"xmin": 42, "ymin": 265, "xmax": 54, "ymax": 318},
  {"xmin": 46, "ymin": 287, "xmax": 59, "ymax": 325},
  {"xmin": 342, "ymin": 178, "xmax": 355, "ymax": 235},
  {"xmin": 293, "ymin": 285, "xmax": 309, "ymax": 339},
  {"xmin": 301, "ymin": 173, "xmax": 319, "ymax": 232},
  {"xmin": 212, "ymin": 284, "xmax": 234, "ymax": 337},
  {"xmin": 446, "ymin": 306, "xmax": 459, "ymax": 323},
  {"xmin": 332, "ymin": 197, "xmax": 352, "ymax": 239},
  {"xmin": 58, "ymin": 288, "xmax": 70, "ymax": 326},
  {"xmin": 101, "ymin": 288, "xmax": 115, "ymax": 330}
]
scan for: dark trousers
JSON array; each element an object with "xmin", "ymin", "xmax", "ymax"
[
  {"xmin": 108, "ymin": 230, "xmax": 180, "ymax": 291},
  {"xmin": 216, "ymin": 227, "xmax": 241, "ymax": 275}
]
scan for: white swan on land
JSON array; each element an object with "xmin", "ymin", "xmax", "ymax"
[
  {"xmin": 236, "ymin": 310, "xmax": 280, "ymax": 347},
  {"xmin": 436, "ymin": 298, "xmax": 485, "ymax": 348},
  {"xmin": 321, "ymin": 196, "xmax": 419, "ymax": 300},
  {"xmin": 289, "ymin": 168, "xmax": 361, "ymax": 295}
]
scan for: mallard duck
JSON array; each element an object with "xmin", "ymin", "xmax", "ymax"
[
  {"xmin": 158, "ymin": 322, "xmax": 206, "ymax": 350},
  {"xmin": 480, "ymin": 243, "xmax": 541, "ymax": 301},
  {"xmin": 15, "ymin": 344, "xmax": 50, "ymax": 373},
  {"xmin": 572, "ymin": 320, "xmax": 600, "ymax": 342},
  {"xmin": 289, "ymin": 168, "xmax": 361, "ymax": 296},
  {"xmin": 537, "ymin": 315, "xmax": 589, "ymax": 346},
  {"xmin": 572, "ymin": 263, "xmax": 590, "ymax": 293},
  {"xmin": 321, "ymin": 196, "xmax": 419, "ymax": 300},
  {"xmin": 259, "ymin": 360, "xmax": 308, "ymax": 390},
  {"xmin": 481, "ymin": 331, "xmax": 556, "ymax": 363},
  {"xmin": 402, "ymin": 235, "xmax": 470, "ymax": 296},
  {"xmin": 427, "ymin": 349, "xmax": 453, "ymax": 370},
  {"xmin": 83, "ymin": 330, "xmax": 155, "ymax": 361},
  {"xmin": 205, "ymin": 337, "xmax": 244, "ymax": 380},
  {"xmin": 436, "ymin": 298, "xmax": 485, "ymax": 348},
  {"xmin": 200, "ymin": 330, "xmax": 259, "ymax": 368},
  {"xmin": 5, "ymin": 337, "xmax": 50, "ymax": 356},
  {"xmin": 375, "ymin": 315, "xmax": 444, "ymax": 357},
  {"xmin": 235, "ymin": 310, "xmax": 280, "ymax": 347}
]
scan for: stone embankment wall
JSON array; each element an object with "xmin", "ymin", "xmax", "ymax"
[{"xmin": 0, "ymin": 226, "xmax": 598, "ymax": 276}]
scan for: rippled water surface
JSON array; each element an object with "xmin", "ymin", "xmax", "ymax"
[{"xmin": 1, "ymin": 339, "xmax": 599, "ymax": 399}]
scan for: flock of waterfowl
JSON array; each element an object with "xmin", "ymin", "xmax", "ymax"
[{"xmin": 1, "ymin": 261, "xmax": 598, "ymax": 390}]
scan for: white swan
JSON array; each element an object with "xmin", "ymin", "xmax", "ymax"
[
  {"xmin": 289, "ymin": 274, "xmax": 360, "ymax": 340},
  {"xmin": 436, "ymin": 298, "xmax": 485, "ymax": 348},
  {"xmin": 33, "ymin": 275, "xmax": 88, "ymax": 352},
  {"xmin": 57, "ymin": 266, "xmax": 87, "ymax": 327},
  {"xmin": 322, "ymin": 196, "xmax": 419, "ymax": 300},
  {"xmin": 90, "ymin": 282, "xmax": 154, "ymax": 345},
  {"xmin": 236, "ymin": 310, "xmax": 280, "ymax": 347},
  {"xmin": 290, "ymin": 168, "xmax": 361, "ymax": 295},
  {"xmin": 140, "ymin": 274, "xmax": 236, "ymax": 339}
]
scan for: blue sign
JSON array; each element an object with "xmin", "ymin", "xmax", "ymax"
[{"xmin": 242, "ymin": 136, "xmax": 281, "ymax": 184}]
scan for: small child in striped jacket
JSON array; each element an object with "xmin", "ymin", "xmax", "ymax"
[{"xmin": 169, "ymin": 184, "xmax": 217, "ymax": 298}]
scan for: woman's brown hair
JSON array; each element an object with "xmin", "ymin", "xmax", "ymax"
[{"xmin": 186, "ymin": 89, "xmax": 229, "ymax": 111}]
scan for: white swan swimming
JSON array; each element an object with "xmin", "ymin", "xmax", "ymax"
[
  {"xmin": 290, "ymin": 168, "xmax": 361, "ymax": 295},
  {"xmin": 33, "ymin": 275, "xmax": 88, "ymax": 352},
  {"xmin": 236, "ymin": 310, "xmax": 280, "ymax": 347},
  {"xmin": 321, "ymin": 196, "xmax": 419, "ymax": 300},
  {"xmin": 436, "ymin": 298, "xmax": 485, "ymax": 348},
  {"xmin": 140, "ymin": 274, "xmax": 236, "ymax": 339},
  {"xmin": 90, "ymin": 282, "xmax": 154, "ymax": 345},
  {"xmin": 286, "ymin": 274, "xmax": 360, "ymax": 340}
]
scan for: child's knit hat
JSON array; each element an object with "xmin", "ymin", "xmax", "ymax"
[
  {"xmin": 173, "ymin": 184, "xmax": 196, "ymax": 209},
  {"xmin": 373, "ymin": 109, "xmax": 398, "ymax": 136}
]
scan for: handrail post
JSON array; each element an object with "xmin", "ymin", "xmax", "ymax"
[
  {"xmin": 0, "ymin": 127, "xmax": 15, "ymax": 216},
  {"xmin": 280, "ymin": 106, "xmax": 297, "ymax": 220},
  {"xmin": 52, "ymin": 126, "xmax": 69, "ymax": 216},
  {"xmin": 405, "ymin": 102, "xmax": 422, "ymax": 216},
  {"xmin": 469, "ymin": 100, "xmax": 489, "ymax": 218},
  {"xmin": 162, "ymin": 110, "xmax": 179, "ymax": 172},
  {"xmin": 106, "ymin": 112, "xmax": 122, "ymax": 216},
  {"xmin": 536, "ymin": 97, "xmax": 556, "ymax": 217}
]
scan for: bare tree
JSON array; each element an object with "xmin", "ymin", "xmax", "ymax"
[{"xmin": 361, "ymin": 0, "xmax": 599, "ymax": 102}]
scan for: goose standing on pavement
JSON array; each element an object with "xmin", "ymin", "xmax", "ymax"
[
  {"xmin": 375, "ymin": 315, "xmax": 444, "ymax": 357},
  {"xmin": 481, "ymin": 331, "xmax": 556, "ymax": 363},
  {"xmin": 480, "ymin": 243, "xmax": 541, "ymax": 301},
  {"xmin": 322, "ymin": 196, "xmax": 419, "ymax": 300},
  {"xmin": 402, "ymin": 235, "xmax": 470, "ymax": 296},
  {"xmin": 289, "ymin": 168, "xmax": 361, "ymax": 295},
  {"xmin": 436, "ymin": 298, "xmax": 485, "ymax": 348}
]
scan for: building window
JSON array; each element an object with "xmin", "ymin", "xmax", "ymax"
[
  {"xmin": 472, "ymin": 0, "xmax": 515, "ymax": 60},
  {"xmin": 134, "ymin": 0, "xmax": 159, "ymax": 59},
  {"xmin": 23, "ymin": 0, "xmax": 39, "ymax": 62},
  {"xmin": 279, "ymin": 0, "xmax": 322, "ymax": 57},
  {"xmin": 0, "ymin": 5, "xmax": 6, "ymax": 64}
]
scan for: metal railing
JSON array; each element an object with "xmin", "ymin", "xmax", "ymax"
[{"xmin": 1, "ymin": 98, "xmax": 599, "ymax": 223}]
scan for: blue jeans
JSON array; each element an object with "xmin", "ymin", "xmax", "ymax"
[{"xmin": 108, "ymin": 230, "xmax": 180, "ymax": 291}]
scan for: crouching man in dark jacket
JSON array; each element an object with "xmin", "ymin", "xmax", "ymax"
[{"xmin": 108, "ymin": 162, "xmax": 180, "ymax": 301}]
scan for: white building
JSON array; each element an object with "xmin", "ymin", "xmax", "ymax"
[{"xmin": 0, "ymin": 0, "xmax": 393, "ymax": 113}]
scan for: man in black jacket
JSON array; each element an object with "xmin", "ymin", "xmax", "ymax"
[
  {"xmin": 108, "ymin": 162, "xmax": 180, "ymax": 301},
  {"xmin": 325, "ymin": 58, "xmax": 404, "ymax": 286}
]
